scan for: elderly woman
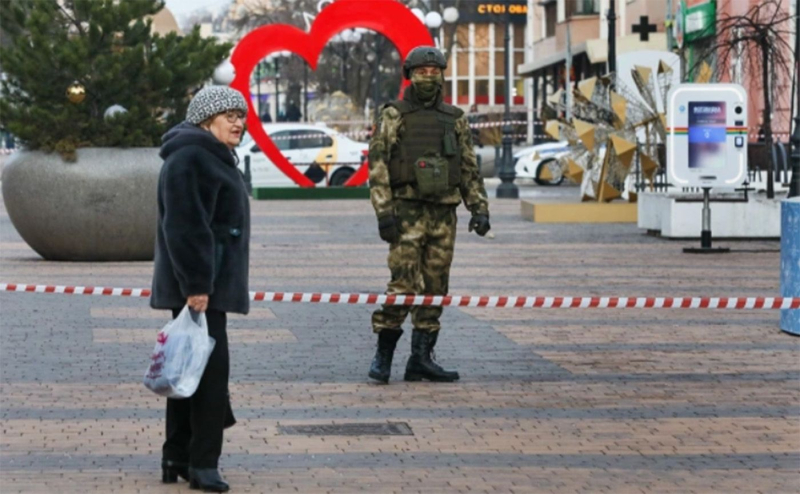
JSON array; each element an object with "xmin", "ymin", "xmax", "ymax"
[{"xmin": 150, "ymin": 86, "xmax": 250, "ymax": 493}]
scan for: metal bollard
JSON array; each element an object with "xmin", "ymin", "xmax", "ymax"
[{"xmin": 781, "ymin": 197, "xmax": 800, "ymax": 335}]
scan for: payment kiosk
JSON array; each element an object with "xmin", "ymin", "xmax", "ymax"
[{"xmin": 666, "ymin": 83, "xmax": 748, "ymax": 253}]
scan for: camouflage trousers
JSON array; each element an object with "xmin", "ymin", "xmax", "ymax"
[{"xmin": 372, "ymin": 200, "xmax": 457, "ymax": 334}]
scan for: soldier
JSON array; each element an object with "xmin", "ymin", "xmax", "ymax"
[{"xmin": 367, "ymin": 46, "xmax": 491, "ymax": 384}]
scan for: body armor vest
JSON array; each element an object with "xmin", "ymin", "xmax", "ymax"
[{"xmin": 386, "ymin": 100, "xmax": 463, "ymax": 190}]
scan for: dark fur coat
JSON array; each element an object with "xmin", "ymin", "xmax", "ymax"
[{"xmin": 150, "ymin": 122, "xmax": 250, "ymax": 314}]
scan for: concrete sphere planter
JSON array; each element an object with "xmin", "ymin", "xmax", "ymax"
[{"xmin": 1, "ymin": 148, "xmax": 161, "ymax": 261}]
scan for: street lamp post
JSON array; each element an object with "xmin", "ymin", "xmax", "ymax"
[
  {"xmin": 496, "ymin": 0, "xmax": 519, "ymax": 199},
  {"xmin": 410, "ymin": 5, "xmax": 459, "ymax": 48},
  {"xmin": 303, "ymin": 64, "xmax": 309, "ymax": 122},
  {"xmin": 607, "ymin": 0, "xmax": 617, "ymax": 80},
  {"xmin": 424, "ymin": 11, "xmax": 443, "ymax": 41},
  {"xmin": 255, "ymin": 62, "xmax": 263, "ymax": 120},
  {"xmin": 329, "ymin": 29, "xmax": 362, "ymax": 94},
  {"xmin": 789, "ymin": 4, "xmax": 800, "ymax": 199},
  {"xmin": 275, "ymin": 57, "xmax": 281, "ymax": 121},
  {"xmin": 791, "ymin": 115, "xmax": 800, "ymax": 198},
  {"xmin": 265, "ymin": 51, "xmax": 292, "ymax": 122},
  {"xmin": 367, "ymin": 44, "xmax": 382, "ymax": 122}
]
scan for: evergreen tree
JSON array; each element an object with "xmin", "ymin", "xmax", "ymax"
[{"xmin": 0, "ymin": 0, "xmax": 231, "ymax": 160}]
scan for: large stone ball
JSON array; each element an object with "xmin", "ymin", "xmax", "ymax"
[{"xmin": 1, "ymin": 148, "xmax": 162, "ymax": 261}]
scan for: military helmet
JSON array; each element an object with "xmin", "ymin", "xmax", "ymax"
[{"xmin": 403, "ymin": 46, "xmax": 447, "ymax": 79}]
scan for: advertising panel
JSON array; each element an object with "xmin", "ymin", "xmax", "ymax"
[{"xmin": 667, "ymin": 83, "xmax": 748, "ymax": 188}]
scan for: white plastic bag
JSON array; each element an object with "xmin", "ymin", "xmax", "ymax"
[{"xmin": 143, "ymin": 306, "xmax": 216, "ymax": 399}]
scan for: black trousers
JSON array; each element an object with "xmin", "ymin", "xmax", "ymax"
[{"xmin": 163, "ymin": 309, "xmax": 235, "ymax": 468}]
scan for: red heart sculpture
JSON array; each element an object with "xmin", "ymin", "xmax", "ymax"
[{"xmin": 230, "ymin": 0, "xmax": 433, "ymax": 188}]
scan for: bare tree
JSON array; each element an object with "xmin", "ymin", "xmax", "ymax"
[
  {"xmin": 689, "ymin": 0, "xmax": 796, "ymax": 198},
  {"xmin": 230, "ymin": 0, "xmax": 404, "ymax": 112},
  {"xmin": 228, "ymin": 0, "xmax": 470, "ymax": 112}
]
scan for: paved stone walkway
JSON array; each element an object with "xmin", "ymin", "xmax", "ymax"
[{"xmin": 1, "ymin": 186, "xmax": 798, "ymax": 493}]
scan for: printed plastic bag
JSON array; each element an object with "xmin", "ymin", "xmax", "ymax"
[{"xmin": 143, "ymin": 306, "xmax": 216, "ymax": 399}]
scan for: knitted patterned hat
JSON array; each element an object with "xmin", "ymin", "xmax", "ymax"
[{"xmin": 186, "ymin": 85, "xmax": 248, "ymax": 125}]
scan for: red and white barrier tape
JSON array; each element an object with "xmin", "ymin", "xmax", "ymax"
[
  {"xmin": 749, "ymin": 134, "xmax": 792, "ymax": 141},
  {"xmin": 265, "ymin": 121, "xmax": 539, "ymax": 143},
  {"xmin": 268, "ymin": 130, "xmax": 371, "ymax": 141},
  {"xmin": 1, "ymin": 283, "xmax": 798, "ymax": 310},
  {"xmin": 320, "ymin": 119, "xmax": 546, "ymax": 126},
  {"xmin": 469, "ymin": 120, "xmax": 529, "ymax": 129}
]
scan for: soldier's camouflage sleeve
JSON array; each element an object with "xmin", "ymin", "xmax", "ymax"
[
  {"xmin": 368, "ymin": 106, "xmax": 402, "ymax": 218},
  {"xmin": 455, "ymin": 115, "xmax": 489, "ymax": 215}
]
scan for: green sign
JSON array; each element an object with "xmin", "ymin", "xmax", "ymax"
[
  {"xmin": 684, "ymin": 0, "xmax": 716, "ymax": 43},
  {"xmin": 674, "ymin": 0, "xmax": 685, "ymax": 49}
]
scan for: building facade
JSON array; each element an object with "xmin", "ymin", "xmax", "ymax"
[
  {"xmin": 520, "ymin": 0, "xmax": 797, "ymax": 143},
  {"xmin": 678, "ymin": 0, "xmax": 796, "ymax": 141},
  {"xmin": 438, "ymin": 0, "xmax": 529, "ymax": 109},
  {"xmin": 519, "ymin": 0, "xmax": 668, "ymax": 140}
]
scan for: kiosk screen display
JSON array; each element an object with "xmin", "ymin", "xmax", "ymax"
[{"xmin": 688, "ymin": 101, "xmax": 726, "ymax": 169}]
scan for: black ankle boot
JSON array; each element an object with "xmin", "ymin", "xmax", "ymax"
[
  {"xmin": 368, "ymin": 328, "xmax": 404, "ymax": 383},
  {"xmin": 189, "ymin": 467, "xmax": 229, "ymax": 492},
  {"xmin": 162, "ymin": 459, "xmax": 189, "ymax": 483},
  {"xmin": 404, "ymin": 329, "xmax": 459, "ymax": 382}
]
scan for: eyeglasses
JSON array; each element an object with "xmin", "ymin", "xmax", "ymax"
[{"xmin": 223, "ymin": 109, "xmax": 246, "ymax": 123}]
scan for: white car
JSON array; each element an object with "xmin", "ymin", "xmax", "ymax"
[
  {"xmin": 513, "ymin": 141, "xmax": 571, "ymax": 186},
  {"xmin": 237, "ymin": 123, "xmax": 368, "ymax": 187}
]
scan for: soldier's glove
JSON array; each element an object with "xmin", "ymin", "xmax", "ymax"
[
  {"xmin": 377, "ymin": 215, "xmax": 400, "ymax": 244},
  {"xmin": 468, "ymin": 214, "xmax": 491, "ymax": 237}
]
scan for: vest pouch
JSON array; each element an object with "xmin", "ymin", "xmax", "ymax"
[
  {"xmin": 413, "ymin": 155, "xmax": 449, "ymax": 197},
  {"xmin": 443, "ymin": 128, "xmax": 458, "ymax": 157}
]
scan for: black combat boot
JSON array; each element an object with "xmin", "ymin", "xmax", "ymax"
[
  {"xmin": 368, "ymin": 328, "xmax": 404, "ymax": 383},
  {"xmin": 404, "ymin": 329, "xmax": 460, "ymax": 382}
]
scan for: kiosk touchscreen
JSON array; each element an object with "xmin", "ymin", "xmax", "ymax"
[{"xmin": 667, "ymin": 84, "xmax": 748, "ymax": 188}]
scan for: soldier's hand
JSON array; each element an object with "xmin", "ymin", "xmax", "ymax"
[
  {"xmin": 377, "ymin": 215, "xmax": 400, "ymax": 244},
  {"xmin": 468, "ymin": 214, "xmax": 490, "ymax": 237}
]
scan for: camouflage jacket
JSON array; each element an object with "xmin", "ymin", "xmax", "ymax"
[{"xmin": 368, "ymin": 105, "xmax": 489, "ymax": 219}]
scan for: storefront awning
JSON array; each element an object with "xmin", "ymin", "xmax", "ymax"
[
  {"xmin": 587, "ymin": 33, "xmax": 668, "ymax": 64},
  {"xmin": 520, "ymin": 33, "xmax": 669, "ymax": 76}
]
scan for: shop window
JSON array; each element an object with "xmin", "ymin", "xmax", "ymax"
[
  {"xmin": 457, "ymin": 80, "xmax": 469, "ymax": 99},
  {"xmin": 495, "ymin": 79, "xmax": 506, "ymax": 99},
  {"xmin": 457, "ymin": 47, "xmax": 469, "ymax": 76},
  {"xmin": 443, "ymin": 81, "xmax": 454, "ymax": 105},
  {"xmin": 475, "ymin": 51, "xmax": 490, "ymax": 77},
  {"xmin": 475, "ymin": 80, "xmax": 489, "ymax": 100},
  {"xmin": 456, "ymin": 24, "xmax": 469, "ymax": 48},
  {"xmin": 494, "ymin": 52, "xmax": 506, "ymax": 77},
  {"xmin": 567, "ymin": 0, "xmax": 600, "ymax": 17},
  {"xmin": 545, "ymin": 2, "xmax": 556, "ymax": 38},
  {"xmin": 474, "ymin": 24, "xmax": 489, "ymax": 49},
  {"xmin": 495, "ymin": 24, "xmax": 506, "ymax": 48}
]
